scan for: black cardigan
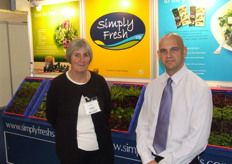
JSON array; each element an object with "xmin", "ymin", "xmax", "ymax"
[{"xmin": 46, "ymin": 71, "xmax": 114, "ymax": 162}]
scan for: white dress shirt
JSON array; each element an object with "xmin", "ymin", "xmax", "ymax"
[{"xmin": 136, "ymin": 65, "xmax": 213, "ymax": 164}]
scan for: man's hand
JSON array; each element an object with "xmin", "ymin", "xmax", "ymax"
[{"xmin": 147, "ymin": 160, "xmax": 158, "ymax": 164}]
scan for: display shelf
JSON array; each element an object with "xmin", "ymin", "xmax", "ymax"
[
  {"xmin": 29, "ymin": 79, "xmax": 52, "ymax": 121},
  {"xmin": 2, "ymin": 77, "xmax": 232, "ymax": 163},
  {"xmin": 210, "ymin": 88, "xmax": 232, "ymax": 149},
  {"xmin": 109, "ymin": 82, "xmax": 145, "ymax": 163},
  {"xmin": 3, "ymin": 77, "xmax": 47, "ymax": 117},
  {"xmin": 27, "ymin": 80, "xmax": 146, "ymax": 135},
  {"xmin": 109, "ymin": 82, "xmax": 145, "ymax": 136}
]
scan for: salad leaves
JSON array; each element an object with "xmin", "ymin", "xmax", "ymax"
[{"xmin": 219, "ymin": 9, "xmax": 232, "ymax": 48}]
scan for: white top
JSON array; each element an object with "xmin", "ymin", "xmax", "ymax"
[
  {"xmin": 76, "ymin": 96, "xmax": 99, "ymax": 151},
  {"xmin": 136, "ymin": 65, "xmax": 213, "ymax": 164},
  {"xmin": 66, "ymin": 72, "xmax": 99, "ymax": 151}
]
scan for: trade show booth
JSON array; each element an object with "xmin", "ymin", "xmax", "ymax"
[{"xmin": 0, "ymin": 0, "xmax": 232, "ymax": 163}]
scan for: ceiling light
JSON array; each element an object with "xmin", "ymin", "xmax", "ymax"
[{"xmin": 29, "ymin": 0, "xmax": 42, "ymax": 11}]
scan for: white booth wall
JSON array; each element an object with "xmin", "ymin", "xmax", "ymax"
[{"xmin": 0, "ymin": 22, "xmax": 30, "ymax": 107}]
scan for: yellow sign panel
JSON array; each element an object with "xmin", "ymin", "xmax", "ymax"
[{"xmin": 86, "ymin": 0, "xmax": 150, "ymax": 78}]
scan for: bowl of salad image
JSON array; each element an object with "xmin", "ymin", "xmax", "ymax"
[
  {"xmin": 211, "ymin": 1, "xmax": 232, "ymax": 51},
  {"xmin": 54, "ymin": 19, "xmax": 78, "ymax": 49}
]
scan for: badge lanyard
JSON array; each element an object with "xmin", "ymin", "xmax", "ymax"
[{"xmin": 83, "ymin": 96, "xmax": 101, "ymax": 115}]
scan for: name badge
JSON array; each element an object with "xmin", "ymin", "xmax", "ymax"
[{"xmin": 83, "ymin": 96, "xmax": 101, "ymax": 115}]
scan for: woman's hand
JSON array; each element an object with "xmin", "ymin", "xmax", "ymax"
[{"xmin": 147, "ymin": 160, "xmax": 158, "ymax": 164}]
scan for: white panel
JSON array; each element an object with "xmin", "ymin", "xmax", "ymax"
[
  {"xmin": 16, "ymin": 0, "xmax": 30, "ymax": 12},
  {"xmin": 0, "ymin": 23, "xmax": 12, "ymax": 107},
  {"xmin": 8, "ymin": 23, "xmax": 30, "ymax": 94}
]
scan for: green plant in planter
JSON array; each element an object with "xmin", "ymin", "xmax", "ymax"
[
  {"xmin": 212, "ymin": 106, "xmax": 223, "ymax": 120},
  {"xmin": 111, "ymin": 107, "xmax": 134, "ymax": 122},
  {"xmin": 209, "ymin": 105, "xmax": 232, "ymax": 148},
  {"xmin": 209, "ymin": 133, "xmax": 232, "ymax": 148},
  {"xmin": 22, "ymin": 81, "xmax": 41, "ymax": 90},
  {"xmin": 110, "ymin": 85, "xmax": 128, "ymax": 101},
  {"xmin": 34, "ymin": 95, "xmax": 47, "ymax": 119},
  {"xmin": 110, "ymin": 85, "xmax": 142, "ymax": 101},
  {"xmin": 221, "ymin": 106, "xmax": 232, "ymax": 120},
  {"xmin": 109, "ymin": 85, "xmax": 142, "ymax": 131},
  {"xmin": 6, "ymin": 81, "xmax": 41, "ymax": 115}
]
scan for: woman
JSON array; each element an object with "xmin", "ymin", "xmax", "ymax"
[{"xmin": 46, "ymin": 38, "xmax": 114, "ymax": 164}]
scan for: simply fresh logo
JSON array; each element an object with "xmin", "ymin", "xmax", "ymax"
[{"xmin": 90, "ymin": 12, "xmax": 145, "ymax": 50}]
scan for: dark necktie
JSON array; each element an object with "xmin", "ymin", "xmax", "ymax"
[{"xmin": 153, "ymin": 78, "xmax": 173, "ymax": 154}]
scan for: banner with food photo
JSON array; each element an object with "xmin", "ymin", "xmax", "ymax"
[
  {"xmin": 159, "ymin": 0, "xmax": 232, "ymax": 82},
  {"xmin": 31, "ymin": 1, "xmax": 80, "ymax": 74}
]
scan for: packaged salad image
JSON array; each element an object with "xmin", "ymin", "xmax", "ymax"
[
  {"xmin": 178, "ymin": 5, "xmax": 190, "ymax": 26},
  {"xmin": 195, "ymin": 7, "xmax": 206, "ymax": 26}
]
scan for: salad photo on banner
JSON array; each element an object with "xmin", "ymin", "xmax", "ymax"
[
  {"xmin": 31, "ymin": 1, "xmax": 80, "ymax": 74},
  {"xmin": 159, "ymin": 0, "xmax": 232, "ymax": 82}
]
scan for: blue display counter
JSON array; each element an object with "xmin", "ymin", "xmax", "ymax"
[
  {"xmin": 2, "ymin": 113, "xmax": 232, "ymax": 164},
  {"xmin": 0, "ymin": 107, "xmax": 6, "ymax": 164},
  {"xmin": 2, "ymin": 115, "xmax": 59, "ymax": 164},
  {"xmin": 1, "ymin": 77, "xmax": 232, "ymax": 164},
  {"xmin": 1, "ymin": 78, "xmax": 146, "ymax": 164},
  {"xmin": 200, "ymin": 145, "xmax": 232, "ymax": 164}
]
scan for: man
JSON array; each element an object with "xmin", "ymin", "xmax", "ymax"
[{"xmin": 136, "ymin": 33, "xmax": 213, "ymax": 164}]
